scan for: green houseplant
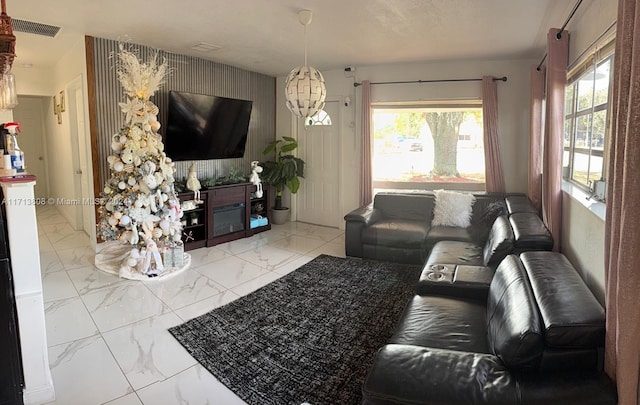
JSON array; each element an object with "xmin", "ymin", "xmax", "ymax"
[{"xmin": 261, "ymin": 137, "xmax": 305, "ymax": 223}]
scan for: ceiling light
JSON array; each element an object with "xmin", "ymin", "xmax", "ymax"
[{"xmin": 284, "ymin": 10, "xmax": 326, "ymax": 119}]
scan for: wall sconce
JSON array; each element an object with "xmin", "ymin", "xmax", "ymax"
[{"xmin": 53, "ymin": 90, "xmax": 65, "ymax": 124}]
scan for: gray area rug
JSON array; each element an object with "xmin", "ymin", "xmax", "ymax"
[{"xmin": 169, "ymin": 254, "xmax": 421, "ymax": 405}]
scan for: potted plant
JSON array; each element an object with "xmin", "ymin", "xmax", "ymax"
[{"xmin": 260, "ymin": 136, "xmax": 305, "ymax": 224}]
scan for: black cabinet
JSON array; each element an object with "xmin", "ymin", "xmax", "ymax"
[
  {"xmin": 248, "ymin": 183, "xmax": 270, "ymax": 235},
  {"xmin": 178, "ymin": 183, "xmax": 270, "ymax": 251},
  {"xmin": 0, "ymin": 192, "xmax": 24, "ymax": 405},
  {"xmin": 178, "ymin": 190, "xmax": 208, "ymax": 251}
]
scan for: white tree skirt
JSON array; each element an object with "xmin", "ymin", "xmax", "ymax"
[{"xmin": 95, "ymin": 241, "xmax": 191, "ymax": 280}]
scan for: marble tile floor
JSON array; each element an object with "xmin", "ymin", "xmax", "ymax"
[{"xmin": 36, "ymin": 205, "xmax": 346, "ymax": 405}]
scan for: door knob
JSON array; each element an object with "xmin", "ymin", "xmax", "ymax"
[{"xmin": 76, "ymin": 170, "xmax": 83, "ymax": 174}]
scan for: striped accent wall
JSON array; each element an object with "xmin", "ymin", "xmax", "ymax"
[{"xmin": 90, "ymin": 37, "xmax": 276, "ymax": 187}]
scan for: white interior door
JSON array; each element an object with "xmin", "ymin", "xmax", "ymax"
[
  {"xmin": 296, "ymin": 100, "xmax": 341, "ymax": 227},
  {"xmin": 12, "ymin": 96, "xmax": 49, "ymax": 199},
  {"xmin": 68, "ymin": 78, "xmax": 93, "ymax": 236}
]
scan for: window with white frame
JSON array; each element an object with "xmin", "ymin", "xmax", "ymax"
[
  {"xmin": 564, "ymin": 43, "xmax": 614, "ymax": 191},
  {"xmin": 372, "ymin": 102, "xmax": 485, "ymax": 192}
]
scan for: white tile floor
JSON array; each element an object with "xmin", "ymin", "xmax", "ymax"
[{"xmin": 36, "ymin": 205, "xmax": 345, "ymax": 405}]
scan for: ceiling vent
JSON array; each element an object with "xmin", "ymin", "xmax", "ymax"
[
  {"xmin": 191, "ymin": 42, "xmax": 221, "ymax": 52},
  {"xmin": 12, "ymin": 19, "xmax": 61, "ymax": 38}
]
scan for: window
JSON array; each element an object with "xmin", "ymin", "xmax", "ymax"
[
  {"xmin": 564, "ymin": 45, "xmax": 614, "ymax": 190},
  {"xmin": 305, "ymin": 109, "xmax": 332, "ymax": 126},
  {"xmin": 372, "ymin": 103, "xmax": 485, "ymax": 192}
]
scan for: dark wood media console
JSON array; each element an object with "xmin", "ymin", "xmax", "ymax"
[{"xmin": 178, "ymin": 182, "xmax": 270, "ymax": 251}]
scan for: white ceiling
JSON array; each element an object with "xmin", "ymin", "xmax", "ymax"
[{"xmin": 9, "ymin": 0, "xmax": 577, "ymax": 77}]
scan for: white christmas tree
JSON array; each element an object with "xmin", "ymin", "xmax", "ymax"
[{"xmin": 97, "ymin": 45, "xmax": 183, "ymax": 277}]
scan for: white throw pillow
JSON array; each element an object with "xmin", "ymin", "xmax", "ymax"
[{"xmin": 431, "ymin": 190, "xmax": 476, "ymax": 228}]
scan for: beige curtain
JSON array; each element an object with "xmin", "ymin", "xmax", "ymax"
[
  {"xmin": 482, "ymin": 76, "xmax": 505, "ymax": 193},
  {"xmin": 360, "ymin": 80, "xmax": 373, "ymax": 206},
  {"xmin": 605, "ymin": 1, "xmax": 640, "ymax": 403},
  {"xmin": 529, "ymin": 66, "xmax": 545, "ymax": 213},
  {"xmin": 541, "ymin": 29, "xmax": 568, "ymax": 252}
]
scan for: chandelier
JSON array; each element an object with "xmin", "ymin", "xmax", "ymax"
[
  {"xmin": 0, "ymin": 0, "xmax": 17, "ymax": 110},
  {"xmin": 284, "ymin": 10, "xmax": 326, "ymax": 119}
]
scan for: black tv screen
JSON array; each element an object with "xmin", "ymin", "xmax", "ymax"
[{"xmin": 164, "ymin": 91, "xmax": 252, "ymax": 161}]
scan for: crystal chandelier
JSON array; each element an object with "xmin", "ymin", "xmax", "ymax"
[
  {"xmin": 284, "ymin": 10, "xmax": 326, "ymax": 119},
  {"xmin": 0, "ymin": 0, "xmax": 17, "ymax": 110}
]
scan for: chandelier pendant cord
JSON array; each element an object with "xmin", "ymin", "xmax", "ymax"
[{"xmin": 304, "ymin": 24, "xmax": 308, "ymax": 66}]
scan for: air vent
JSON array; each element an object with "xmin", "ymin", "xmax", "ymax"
[
  {"xmin": 12, "ymin": 19, "xmax": 61, "ymax": 38},
  {"xmin": 191, "ymin": 42, "xmax": 221, "ymax": 52}
]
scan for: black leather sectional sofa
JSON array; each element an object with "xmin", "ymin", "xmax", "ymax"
[
  {"xmin": 344, "ymin": 193, "xmax": 553, "ymax": 266},
  {"xmin": 362, "ymin": 252, "xmax": 617, "ymax": 404},
  {"xmin": 343, "ymin": 192, "xmax": 617, "ymax": 403}
]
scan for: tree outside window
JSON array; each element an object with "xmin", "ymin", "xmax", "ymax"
[
  {"xmin": 564, "ymin": 54, "xmax": 612, "ymax": 189},
  {"xmin": 372, "ymin": 105, "xmax": 485, "ymax": 192}
]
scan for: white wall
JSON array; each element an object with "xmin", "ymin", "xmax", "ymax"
[
  {"xmin": 13, "ymin": 65, "xmax": 56, "ymax": 96},
  {"xmin": 48, "ymin": 36, "xmax": 92, "ymax": 230},
  {"xmin": 14, "ymin": 34, "xmax": 94, "ymax": 235},
  {"xmin": 277, "ymin": 57, "xmax": 535, "ymax": 224},
  {"xmin": 560, "ymin": 0, "xmax": 617, "ymax": 305}
]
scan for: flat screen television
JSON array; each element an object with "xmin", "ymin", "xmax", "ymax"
[{"xmin": 164, "ymin": 91, "xmax": 253, "ymax": 161}]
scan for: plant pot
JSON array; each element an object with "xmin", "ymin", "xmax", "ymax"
[{"xmin": 270, "ymin": 207, "xmax": 290, "ymax": 225}]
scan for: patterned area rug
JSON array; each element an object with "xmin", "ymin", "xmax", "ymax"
[{"xmin": 169, "ymin": 254, "xmax": 421, "ymax": 405}]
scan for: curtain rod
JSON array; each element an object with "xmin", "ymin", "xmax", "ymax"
[
  {"xmin": 353, "ymin": 76, "xmax": 507, "ymax": 88},
  {"xmin": 536, "ymin": 0, "xmax": 584, "ymax": 71}
]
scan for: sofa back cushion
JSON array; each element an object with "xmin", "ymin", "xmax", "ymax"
[
  {"xmin": 486, "ymin": 255, "xmax": 544, "ymax": 370},
  {"xmin": 482, "ymin": 216, "xmax": 515, "ymax": 267},
  {"xmin": 471, "ymin": 195, "xmax": 507, "ymax": 224},
  {"xmin": 374, "ymin": 192, "xmax": 434, "ymax": 222},
  {"xmin": 520, "ymin": 251, "xmax": 605, "ymax": 349},
  {"xmin": 505, "ymin": 195, "xmax": 538, "ymax": 214},
  {"xmin": 509, "ymin": 213, "xmax": 554, "ymax": 252}
]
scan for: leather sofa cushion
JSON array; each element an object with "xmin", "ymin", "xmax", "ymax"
[
  {"xmin": 425, "ymin": 226, "xmax": 474, "ymax": 247},
  {"xmin": 390, "ymin": 295, "xmax": 491, "ymax": 354},
  {"xmin": 361, "ymin": 219, "xmax": 429, "ymax": 248},
  {"xmin": 505, "ymin": 195, "xmax": 538, "ymax": 214},
  {"xmin": 486, "ymin": 255, "xmax": 544, "ymax": 370},
  {"xmin": 425, "ymin": 241, "xmax": 484, "ymax": 267},
  {"xmin": 362, "ymin": 244, "xmax": 426, "ymax": 265},
  {"xmin": 374, "ymin": 192, "xmax": 434, "ymax": 221},
  {"xmin": 363, "ymin": 345, "xmax": 519, "ymax": 405},
  {"xmin": 509, "ymin": 213, "xmax": 554, "ymax": 251},
  {"xmin": 520, "ymin": 251, "xmax": 605, "ymax": 349},
  {"xmin": 482, "ymin": 215, "xmax": 515, "ymax": 267},
  {"xmin": 471, "ymin": 195, "xmax": 507, "ymax": 224}
]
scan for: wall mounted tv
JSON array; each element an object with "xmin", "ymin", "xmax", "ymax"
[{"xmin": 164, "ymin": 91, "xmax": 253, "ymax": 161}]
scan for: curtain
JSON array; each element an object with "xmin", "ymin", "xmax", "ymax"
[
  {"xmin": 360, "ymin": 80, "xmax": 373, "ymax": 206},
  {"xmin": 529, "ymin": 65, "xmax": 545, "ymax": 213},
  {"xmin": 605, "ymin": 1, "xmax": 640, "ymax": 403},
  {"xmin": 541, "ymin": 28, "xmax": 568, "ymax": 252},
  {"xmin": 482, "ymin": 76, "xmax": 505, "ymax": 193}
]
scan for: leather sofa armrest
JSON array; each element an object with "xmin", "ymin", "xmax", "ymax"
[
  {"xmin": 362, "ymin": 344, "xmax": 518, "ymax": 405},
  {"xmin": 416, "ymin": 264, "xmax": 492, "ymax": 300},
  {"xmin": 344, "ymin": 203, "xmax": 381, "ymax": 226},
  {"xmin": 344, "ymin": 204, "xmax": 381, "ymax": 258}
]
